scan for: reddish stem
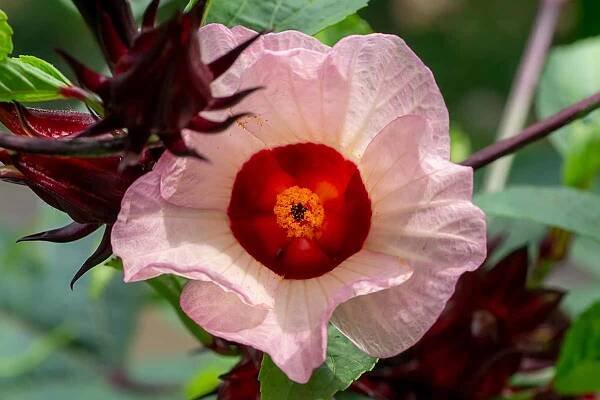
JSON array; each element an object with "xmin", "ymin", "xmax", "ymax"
[{"xmin": 461, "ymin": 91, "xmax": 600, "ymax": 170}]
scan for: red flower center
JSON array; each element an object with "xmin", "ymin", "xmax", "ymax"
[{"xmin": 228, "ymin": 143, "xmax": 372, "ymax": 279}]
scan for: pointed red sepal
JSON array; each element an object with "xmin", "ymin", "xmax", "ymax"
[
  {"xmin": 70, "ymin": 225, "xmax": 113, "ymax": 289},
  {"xmin": 57, "ymin": 50, "xmax": 109, "ymax": 94},
  {"xmin": 510, "ymin": 289, "xmax": 565, "ymax": 334},
  {"xmin": 208, "ymin": 33, "xmax": 262, "ymax": 79},
  {"xmin": 207, "ymin": 87, "xmax": 263, "ymax": 111},
  {"xmin": 187, "ymin": 113, "xmax": 249, "ymax": 133},
  {"xmin": 217, "ymin": 351, "xmax": 262, "ymax": 400},
  {"xmin": 71, "ymin": 0, "xmax": 136, "ymax": 65},
  {"xmin": 98, "ymin": 11, "xmax": 129, "ymax": 65},
  {"xmin": 60, "ymin": 0, "xmax": 258, "ymax": 162},
  {"xmin": 486, "ymin": 247, "xmax": 529, "ymax": 301},
  {"xmin": 0, "ymin": 103, "xmax": 95, "ymax": 139},
  {"xmin": 59, "ymin": 86, "xmax": 98, "ymax": 104},
  {"xmin": 161, "ymin": 134, "xmax": 208, "ymax": 161},
  {"xmin": 188, "ymin": 0, "xmax": 208, "ymax": 18},
  {"xmin": 468, "ymin": 351, "xmax": 522, "ymax": 400},
  {"xmin": 18, "ymin": 222, "xmax": 101, "ymax": 244},
  {"xmin": 142, "ymin": 0, "xmax": 160, "ymax": 30}
]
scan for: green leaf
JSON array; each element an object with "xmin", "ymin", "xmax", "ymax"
[
  {"xmin": 203, "ymin": 0, "xmax": 370, "ymax": 35},
  {"xmin": 0, "ymin": 208, "xmax": 146, "ymax": 367},
  {"xmin": 475, "ymin": 186, "xmax": 600, "ymax": 242},
  {"xmin": 185, "ymin": 0, "xmax": 201, "ymax": 13},
  {"xmin": 537, "ymin": 37, "xmax": 600, "ymax": 187},
  {"xmin": 16, "ymin": 55, "xmax": 70, "ymax": 84},
  {"xmin": 0, "ymin": 208, "xmax": 196, "ymax": 399},
  {"xmin": 449, "ymin": 125, "xmax": 472, "ymax": 163},
  {"xmin": 0, "ymin": 55, "xmax": 71, "ymax": 103},
  {"xmin": 0, "ymin": 323, "xmax": 73, "ymax": 379},
  {"xmin": 259, "ymin": 325, "xmax": 377, "ymax": 400},
  {"xmin": 497, "ymin": 392, "xmax": 536, "ymax": 400},
  {"xmin": 510, "ymin": 367, "xmax": 554, "ymax": 388},
  {"xmin": 562, "ymin": 286, "xmax": 600, "ymax": 318},
  {"xmin": 314, "ymin": 14, "xmax": 372, "ymax": 46},
  {"xmin": 572, "ymin": 236, "xmax": 600, "ymax": 280},
  {"xmin": 184, "ymin": 353, "xmax": 240, "ymax": 399},
  {"xmin": 0, "ymin": 10, "xmax": 13, "ymax": 60},
  {"xmin": 554, "ymin": 300, "xmax": 600, "ymax": 395}
]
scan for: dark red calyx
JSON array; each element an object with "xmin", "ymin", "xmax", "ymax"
[
  {"xmin": 0, "ymin": 103, "xmax": 95, "ymax": 139},
  {"xmin": 0, "ymin": 103, "xmax": 154, "ymax": 224},
  {"xmin": 71, "ymin": 0, "xmax": 136, "ymax": 68},
  {"xmin": 354, "ymin": 245, "xmax": 567, "ymax": 400},
  {"xmin": 61, "ymin": 0, "xmax": 261, "ymax": 165}
]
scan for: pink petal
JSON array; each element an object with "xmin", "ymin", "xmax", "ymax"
[
  {"xmin": 199, "ymin": 24, "xmax": 328, "ymax": 98},
  {"xmin": 229, "ymin": 48, "xmax": 332, "ymax": 147},
  {"xmin": 367, "ymin": 199, "xmax": 485, "ymax": 271},
  {"xmin": 216, "ymin": 33, "xmax": 448, "ymax": 162},
  {"xmin": 363, "ymin": 154, "xmax": 485, "ymax": 271},
  {"xmin": 331, "ymin": 267, "xmax": 461, "ymax": 358},
  {"xmin": 359, "ymin": 116, "xmax": 473, "ymax": 213},
  {"xmin": 331, "ymin": 119, "xmax": 487, "ymax": 357},
  {"xmin": 358, "ymin": 114, "xmax": 430, "ymax": 187},
  {"xmin": 112, "ymin": 171, "xmax": 280, "ymax": 306},
  {"xmin": 158, "ymin": 128, "xmax": 265, "ymax": 210},
  {"xmin": 180, "ymin": 249, "xmax": 412, "ymax": 383},
  {"xmin": 323, "ymin": 34, "xmax": 449, "ymax": 160}
]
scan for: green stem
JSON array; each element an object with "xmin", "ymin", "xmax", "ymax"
[
  {"xmin": 146, "ymin": 277, "xmax": 214, "ymax": 347},
  {"xmin": 200, "ymin": 0, "xmax": 215, "ymax": 25}
]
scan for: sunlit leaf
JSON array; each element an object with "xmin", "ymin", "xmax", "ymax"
[
  {"xmin": 314, "ymin": 14, "xmax": 372, "ymax": 46},
  {"xmin": 203, "ymin": 0, "xmax": 370, "ymax": 35},
  {"xmin": 475, "ymin": 186, "xmax": 600, "ymax": 242},
  {"xmin": 554, "ymin": 301, "xmax": 600, "ymax": 395},
  {"xmin": 259, "ymin": 325, "xmax": 377, "ymax": 400},
  {"xmin": 0, "ymin": 10, "xmax": 13, "ymax": 61},
  {"xmin": 184, "ymin": 353, "xmax": 240, "ymax": 399},
  {"xmin": 571, "ymin": 236, "xmax": 600, "ymax": 279},
  {"xmin": 0, "ymin": 55, "xmax": 71, "ymax": 103},
  {"xmin": 450, "ymin": 125, "xmax": 472, "ymax": 163},
  {"xmin": 537, "ymin": 37, "xmax": 600, "ymax": 187}
]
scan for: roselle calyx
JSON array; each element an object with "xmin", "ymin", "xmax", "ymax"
[
  {"xmin": 354, "ymin": 244, "xmax": 566, "ymax": 400},
  {"xmin": 0, "ymin": 0, "xmax": 262, "ymax": 286},
  {"xmin": 63, "ymin": 0, "xmax": 262, "ymax": 166},
  {"xmin": 0, "ymin": 102, "xmax": 154, "ymax": 287}
]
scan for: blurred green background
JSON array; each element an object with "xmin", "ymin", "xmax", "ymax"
[{"xmin": 0, "ymin": 0, "xmax": 599, "ymax": 398}]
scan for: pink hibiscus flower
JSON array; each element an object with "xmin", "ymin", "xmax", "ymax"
[{"xmin": 112, "ymin": 24, "xmax": 487, "ymax": 383}]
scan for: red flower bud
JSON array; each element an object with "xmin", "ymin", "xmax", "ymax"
[
  {"xmin": 217, "ymin": 348, "xmax": 262, "ymax": 400},
  {"xmin": 63, "ymin": 0, "xmax": 261, "ymax": 166},
  {"xmin": 0, "ymin": 0, "xmax": 260, "ymax": 286},
  {"xmin": 0, "ymin": 102, "xmax": 155, "ymax": 287},
  {"xmin": 356, "ymin": 245, "xmax": 566, "ymax": 400}
]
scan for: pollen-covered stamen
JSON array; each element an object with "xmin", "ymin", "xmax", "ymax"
[{"xmin": 274, "ymin": 186, "xmax": 324, "ymax": 239}]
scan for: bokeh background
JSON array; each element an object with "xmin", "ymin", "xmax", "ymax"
[{"xmin": 0, "ymin": 0, "xmax": 599, "ymax": 398}]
